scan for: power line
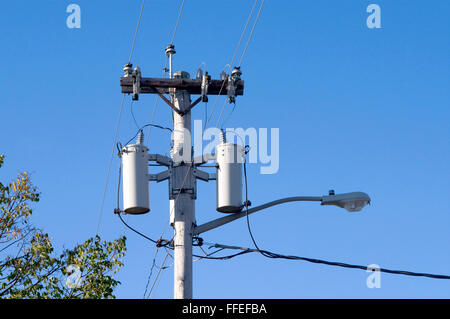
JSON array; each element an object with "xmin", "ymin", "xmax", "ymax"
[
  {"xmin": 204, "ymin": 0, "xmax": 259, "ymax": 133},
  {"xmin": 96, "ymin": 94, "xmax": 126, "ymax": 236},
  {"xmin": 130, "ymin": 100, "xmax": 140, "ymax": 130},
  {"xmin": 238, "ymin": 0, "xmax": 265, "ymax": 67},
  {"xmin": 207, "ymin": 243, "xmax": 450, "ymax": 280},
  {"xmin": 147, "ymin": 248, "xmax": 171, "ymax": 298},
  {"xmin": 117, "ymin": 213, "xmax": 158, "ymax": 245},
  {"xmin": 123, "ymin": 123, "xmax": 173, "ymax": 146},
  {"xmin": 170, "ymin": 0, "xmax": 186, "ymax": 45},
  {"xmin": 128, "ymin": 0, "xmax": 146, "ymax": 64},
  {"xmin": 215, "ymin": 0, "xmax": 265, "ymax": 129},
  {"xmin": 120, "ymin": 209, "xmax": 450, "ymax": 280}
]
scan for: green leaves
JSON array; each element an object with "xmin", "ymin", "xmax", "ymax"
[{"xmin": 0, "ymin": 155, "xmax": 127, "ymax": 298}]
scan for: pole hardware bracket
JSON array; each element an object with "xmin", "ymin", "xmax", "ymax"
[
  {"xmin": 201, "ymin": 72, "xmax": 211, "ymax": 102},
  {"xmin": 148, "ymin": 153, "xmax": 172, "ymax": 167},
  {"xmin": 149, "ymin": 170, "xmax": 170, "ymax": 183},
  {"xmin": 227, "ymin": 66, "xmax": 242, "ymax": 104},
  {"xmin": 193, "ymin": 168, "xmax": 210, "ymax": 182},
  {"xmin": 132, "ymin": 66, "xmax": 141, "ymax": 101}
]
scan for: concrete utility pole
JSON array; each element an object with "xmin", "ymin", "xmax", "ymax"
[
  {"xmin": 120, "ymin": 46, "xmax": 244, "ymax": 299},
  {"xmin": 171, "ymin": 71, "xmax": 194, "ymax": 299}
]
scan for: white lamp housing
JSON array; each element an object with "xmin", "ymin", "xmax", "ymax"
[{"xmin": 321, "ymin": 192, "xmax": 371, "ymax": 212}]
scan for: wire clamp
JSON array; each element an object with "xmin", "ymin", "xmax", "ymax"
[
  {"xmin": 201, "ymin": 71, "xmax": 211, "ymax": 102},
  {"xmin": 132, "ymin": 66, "xmax": 141, "ymax": 101},
  {"xmin": 227, "ymin": 66, "xmax": 242, "ymax": 104}
]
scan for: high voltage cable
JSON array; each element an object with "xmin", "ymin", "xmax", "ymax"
[
  {"xmin": 203, "ymin": 0, "xmax": 259, "ymax": 133},
  {"xmin": 97, "ymin": 0, "xmax": 147, "ymax": 235},
  {"xmin": 203, "ymin": 243, "xmax": 450, "ymax": 280},
  {"xmin": 121, "ymin": 211, "xmax": 450, "ymax": 281},
  {"xmin": 170, "ymin": 0, "xmax": 186, "ymax": 45},
  {"xmin": 215, "ymin": 0, "xmax": 266, "ymax": 129},
  {"xmin": 238, "ymin": 0, "xmax": 265, "ymax": 67},
  {"xmin": 96, "ymin": 94, "xmax": 126, "ymax": 235},
  {"xmin": 128, "ymin": 0, "xmax": 146, "ymax": 64},
  {"xmin": 147, "ymin": 247, "xmax": 171, "ymax": 298}
]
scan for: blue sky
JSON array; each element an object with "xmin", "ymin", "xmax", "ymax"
[{"xmin": 0, "ymin": 0, "xmax": 449, "ymax": 298}]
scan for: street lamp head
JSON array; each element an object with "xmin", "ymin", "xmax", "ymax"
[{"xmin": 321, "ymin": 192, "xmax": 371, "ymax": 212}]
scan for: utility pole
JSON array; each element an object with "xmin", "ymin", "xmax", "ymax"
[
  {"xmin": 171, "ymin": 70, "xmax": 194, "ymax": 299},
  {"xmin": 119, "ymin": 46, "xmax": 370, "ymax": 299},
  {"xmin": 120, "ymin": 46, "xmax": 244, "ymax": 299}
]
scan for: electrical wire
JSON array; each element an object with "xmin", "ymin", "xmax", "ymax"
[
  {"xmin": 215, "ymin": 0, "xmax": 265, "ymax": 128},
  {"xmin": 238, "ymin": 0, "xmax": 265, "ymax": 67},
  {"xmin": 147, "ymin": 247, "xmax": 171, "ymax": 298},
  {"xmin": 96, "ymin": 94, "xmax": 126, "ymax": 236},
  {"xmin": 130, "ymin": 100, "xmax": 140, "ymax": 130},
  {"xmin": 170, "ymin": 0, "xmax": 186, "ymax": 45},
  {"xmin": 117, "ymin": 203, "xmax": 450, "ymax": 280},
  {"xmin": 143, "ymin": 251, "xmax": 159, "ymax": 298},
  {"xmin": 123, "ymin": 123, "xmax": 173, "ymax": 146},
  {"xmin": 203, "ymin": 0, "xmax": 259, "ymax": 134},
  {"xmin": 146, "ymin": 61, "xmax": 169, "ymax": 146},
  {"xmin": 117, "ymin": 213, "xmax": 158, "ymax": 245},
  {"xmin": 243, "ymin": 155, "xmax": 274, "ymax": 258},
  {"xmin": 206, "ymin": 243, "xmax": 450, "ymax": 280},
  {"xmin": 128, "ymin": 0, "xmax": 146, "ymax": 64}
]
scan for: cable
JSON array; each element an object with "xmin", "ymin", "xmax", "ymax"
[
  {"xmin": 97, "ymin": 0, "xmax": 147, "ymax": 236},
  {"xmin": 96, "ymin": 94, "xmax": 126, "ymax": 236},
  {"xmin": 203, "ymin": 0, "xmax": 258, "ymax": 133},
  {"xmin": 243, "ymin": 152, "xmax": 274, "ymax": 258},
  {"xmin": 208, "ymin": 243, "xmax": 450, "ymax": 280},
  {"xmin": 238, "ymin": 0, "xmax": 265, "ymax": 67},
  {"xmin": 117, "ymin": 213, "xmax": 158, "ymax": 244},
  {"xmin": 220, "ymin": 102, "xmax": 237, "ymax": 129},
  {"xmin": 128, "ymin": 0, "xmax": 146, "ymax": 64},
  {"xmin": 147, "ymin": 248, "xmax": 171, "ymax": 298},
  {"xmin": 143, "ymin": 251, "xmax": 159, "ymax": 298},
  {"xmin": 130, "ymin": 100, "xmax": 140, "ymax": 130},
  {"xmin": 124, "ymin": 123, "xmax": 173, "ymax": 146},
  {"xmin": 146, "ymin": 62, "xmax": 169, "ymax": 146},
  {"xmin": 170, "ymin": 0, "xmax": 186, "ymax": 45}
]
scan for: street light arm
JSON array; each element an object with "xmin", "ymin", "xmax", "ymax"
[{"xmin": 193, "ymin": 196, "xmax": 322, "ymax": 235}]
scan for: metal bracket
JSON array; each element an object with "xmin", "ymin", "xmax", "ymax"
[
  {"xmin": 154, "ymin": 89, "xmax": 184, "ymax": 116},
  {"xmin": 193, "ymin": 153, "xmax": 216, "ymax": 166},
  {"xmin": 148, "ymin": 154, "xmax": 172, "ymax": 167},
  {"xmin": 149, "ymin": 170, "xmax": 170, "ymax": 182},
  {"xmin": 192, "ymin": 168, "xmax": 210, "ymax": 182},
  {"xmin": 201, "ymin": 72, "xmax": 211, "ymax": 102},
  {"xmin": 132, "ymin": 66, "xmax": 141, "ymax": 101}
]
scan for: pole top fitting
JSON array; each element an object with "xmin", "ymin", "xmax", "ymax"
[
  {"xmin": 231, "ymin": 66, "xmax": 242, "ymax": 80},
  {"xmin": 165, "ymin": 44, "xmax": 176, "ymax": 56},
  {"xmin": 173, "ymin": 71, "xmax": 190, "ymax": 79},
  {"xmin": 123, "ymin": 63, "xmax": 133, "ymax": 77}
]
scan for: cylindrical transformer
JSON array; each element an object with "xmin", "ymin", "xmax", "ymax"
[
  {"xmin": 121, "ymin": 133, "xmax": 150, "ymax": 214},
  {"xmin": 216, "ymin": 142, "xmax": 244, "ymax": 213}
]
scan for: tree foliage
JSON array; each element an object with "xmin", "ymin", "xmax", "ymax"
[{"xmin": 0, "ymin": 155, "xmax": 127, "ymax": 298}]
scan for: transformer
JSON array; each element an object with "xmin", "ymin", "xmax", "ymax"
[
  {"xmin": 216, "ymin": 140, "xmax": 244, "ymax": 213},
  {"xmin": 121, "ymin": 131, "xmax": 150, "ymax": 214}
]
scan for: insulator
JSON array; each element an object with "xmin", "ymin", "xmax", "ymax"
[{"xmin": 196, "ymin": 68, "xmax": 203, "ymax": 79}]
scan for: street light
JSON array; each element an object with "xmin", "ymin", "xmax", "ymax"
[
  {"xmin": 193, "ymin": 191, "xmax": 371, "ymax": 235},
  {"xmin": 321, "ymin": 191, "xmax": 371, "ymax": 212}
]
